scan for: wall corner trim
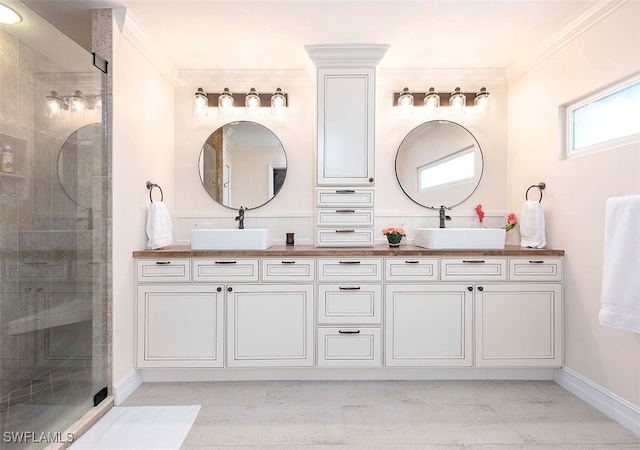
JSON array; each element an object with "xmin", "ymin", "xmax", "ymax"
[
  {"xmin": 554, "ymin": 367, "xmax": 640, "ymax": 437},
  {"xmin": 119, "ymin": 9, "xmax": 179, "ymax": 84},
  {"xmin": 507, "ymin": 0, "xmax": 630, "ymax": 82},
  {"xmin": 113, "ymin": 369, "xmax": 143, "ymax": 406}
]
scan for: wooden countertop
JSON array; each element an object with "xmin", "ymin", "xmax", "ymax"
[{"xmin": 133, "ymin": 244, "xmax": 564, "ymax": 258}]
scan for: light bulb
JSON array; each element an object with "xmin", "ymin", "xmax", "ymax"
[
  {"xmin": 397, "ymin": 87, "xmax": 414, "ymax": 116},
  {"xmin": 193, "ymin": 87, "xmax": 208, "ymax": 117},
  {"xmin": 449, "ymin": 87, "xmax": 466, "ymax": 114},
  {"xmin": 245, "ymin": 88, "xmax": 261, "ymax": 115},
  {"xmin": 474, "ymin": 87, "xmax": 490, "ymax": 114},
  {"xmin": 0, "ymin": 4, "xmax": 21, "ymax": 24},
  {"xmin": 271, "ymin": 88, "xmax": 286, "ymax": 116},
  {"xmin": 423, "ymin": 87, "xmax": 440, "ymax": 114},
  {"xmin": 218, "ymin": 88, "xmax": 234, "ymax": 116}
]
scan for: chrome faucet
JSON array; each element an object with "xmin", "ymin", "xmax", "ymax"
[
  {"xmin": 439, "ymin": 205, "xmax": 452, "ymax": 228},
  {"xmin": 235, "ymin": 207, "xmax": 245, "ymax": 229}
]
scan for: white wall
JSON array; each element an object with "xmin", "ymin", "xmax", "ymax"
[
  {"xmin": 112, "ymin": 18, "xmax": 175, "ymax": 387},
  {"xmin": 508, "ymin": 2, "xmax": 640, "ymax": 406}
]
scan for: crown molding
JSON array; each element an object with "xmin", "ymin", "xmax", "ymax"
[
  {"xmin": 378, "ymin": 68, "xmax": 507, "ymax": 86},
  {"xmin": 175, "ymin": 69, "xmax": 312, "ymax": 87},
  {"xmin": 115, "ymin": 9, "xmax": 179, "ymax": 84},
  {"xmin": 305, "ymin": 44, "xmax": 390, "ymax": 68},
  {"xmin": 507, "ymin": 0, "xmax": 630, "ymax": 82}
]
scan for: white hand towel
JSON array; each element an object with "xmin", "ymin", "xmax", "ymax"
[
  {"xmin": 599, "ymin": 194, "xmax": 640, "ymax": 334},
  {"xmin": 520, "ymin": 200, "xmax": 546, "ymax": 248},
  {"xmin": 146, "ymin": 201, "xmax": 173, "ymax": 249}
]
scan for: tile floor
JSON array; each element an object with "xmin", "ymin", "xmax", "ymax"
[{"xmin": 122, "ymin": 380, "xmax": 640, "ymax": 449}]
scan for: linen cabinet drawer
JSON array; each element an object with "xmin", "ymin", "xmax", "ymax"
[
  {"xmin": 318, "ymin": 284, "xmax": 382, "ymax": 324},
  {"xmin": 440, "ymin": 258, "xmax": 507, "ymax": 281},
  {"xmin": 317, "ymin": 258, "xmax": 383, "ymax": 282},
  {"xmin": 316, "ymin": 188, "xmax": 374, "ymax": 207},
  {"xmin": 385, "ymin": 258, "xmax": 439, "ymax": 282},
  {"xmin": 509, "ymin": 258, "xmax": 562, "ymax": 281},
  {"xmin": 261, "ymin": 259, "xmax": 316, "ymax": 282},
  {"xmin": 316, "ymin": 208, "xmax": 374, "ymax": 227},
  {"xmin": 317, "ymin": 327, "xmax": 382, "ymax": 367},
  {"xmin": 192, "ymin": 259, "xmax": 259, "ymax": 282},
  {"xmin": 137, "ymin": 259, "xmax": 191, "ymax": 282},
  {"xmin": 316, "ymin": 229, "xmax": 374, "ymax": 247}
]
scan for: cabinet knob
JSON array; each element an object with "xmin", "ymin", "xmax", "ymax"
[
  {"xmin": 216, "ymin": 287, "xmax": 222, "ymax": 292},
  {"xmin": 477, "ymin": 286, "xmax": 484, "ymax": 291},
  {"xmin": 467, "ymin": 286, "xmax": 473, "ymax": 291},
  {"xmin": 368, "ymin": 177, "xmax": 374, "ymax": 183},
  {"xmin": 227, "ymin": 287, "xmax": 233, "ymax": 292}
]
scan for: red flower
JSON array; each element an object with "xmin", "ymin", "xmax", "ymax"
[
  {"xmin": 475, "ymin": 204, "xmax": 485, "ymax": 221},
  {"xmin": 507, "ymin": 213, "xmax": 517, "ymax": 225}
]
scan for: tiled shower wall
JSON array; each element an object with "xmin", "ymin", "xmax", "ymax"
[{"xmin": 0, "ymin": 23, "xmax": 108, "ymax": 439}]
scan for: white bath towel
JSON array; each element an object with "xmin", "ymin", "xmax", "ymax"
[
  {"xmin": 599, "ymin": 195, "xmax": 640, "ymax": 334},
  {"xmin": 520, "ymin": 200, "xmax": 546, "ymax": 248},
  {"xmin": 147, "ymin": 201, "xmax": 173, "ymax": 249}
]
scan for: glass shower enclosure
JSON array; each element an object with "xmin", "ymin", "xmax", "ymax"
[{"xmin": 0, "ymin": 3, "xmax": 108, "ymax": 448}]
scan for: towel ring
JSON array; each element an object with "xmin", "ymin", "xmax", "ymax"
[
  {"xmin": 525, "ymin": 182, "xmax": 546, "ymax": 203},
  {"xmin": 146, "ymin": 181, "xmax": 163, "ymax": 203}
]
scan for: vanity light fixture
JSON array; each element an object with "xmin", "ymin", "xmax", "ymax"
[
  {"xmin": 271, "ymin": 88, "xmax": 286, "ymax": 116},
  {"xmin": 245, "ymin": 88, "xmax": 261, "ymax": 115},
  {"xmin": 218, "ymin": 88, "xmax": 234, "ymax": 116},
  {"xmin": 423, "ymin": 87, "xmax": 440, "ymax": 113},
  {"xmin": 474, "ymin": 87, "xmax": 490, "ymax": 113},
  {"xmin": 193, "ymin": 87, "xmax": 208, "ymax": 117},
  {"xmin": 45, "ymin": 90, "xmax": 101, "ymax": 118},
  {"xmin": 397, "ymin": 87, "xmax": 414, "ymax": 115},
  {"xmin": 0, "ymin": 3, "xmax": 22, "ymax": 24}
]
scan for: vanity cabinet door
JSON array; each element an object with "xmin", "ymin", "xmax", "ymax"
[
  {"xmin": 227, "ymin": 284, "xmax": 314, "ymax": 367},
  {"xmin": 385, "ymin": 284, "xmax": 473, "ymax": 367},
  {"xmin": 317, "ymin": 68, "xmax": 375, "ymax": 186},
  {"xmin": 136, "ymin": 284, "xmax": 224, "ymax": 368},
  {"xmin": 475, "ymin": 283, "xmax": 562, "ymax": 367}
]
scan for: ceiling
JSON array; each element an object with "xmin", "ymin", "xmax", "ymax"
[{"xmin": 21, "ymin": 0, "xmax": 605, "ymax": 73}]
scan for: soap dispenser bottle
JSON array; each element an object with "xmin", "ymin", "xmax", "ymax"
[{"xmin": 1, "ymin": 144, "xmax": 14, "ymax": 173}]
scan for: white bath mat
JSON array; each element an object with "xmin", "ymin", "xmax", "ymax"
[{"xmin": 70, "ymin": 405, "xmax": 200, "ymax": 449}]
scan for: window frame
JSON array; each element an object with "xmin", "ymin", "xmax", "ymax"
[
  {"xmin": 417, "ymin": 145, "xmax": 475, "ymax": 192},
  {"xmin": 562, "ymin": 73, "xmax": 640, "ymax": 159}
]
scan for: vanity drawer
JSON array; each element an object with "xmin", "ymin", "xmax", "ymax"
[
  {"xmin": 192, "ymin": 259, "xmax": 259, "ymax": 282},
  {"xmin": 316, "ymin": 229, "xmax": 375, "ymax": 247},
  {"xmin": 137, "ymin": 259, "xmax": 191, "ymax": 282},
  {"xmin": 261, "ymin": 259, "xmax": 316, "ymax": 282},
  {"xmin": 317, "ymin": 327, "xmax": 382, "ymax": 367},
  {"xmin": 316, "ymin": 208, "xmax": 374, "ymax": 227},
  {"xmin": 316, "ymin": 188, "xmax": 374, "ymax": 207},
  {"xmin": 317, "ymin": 258, "xmax": 383, "ymax": 282},
  {"xmin": 318, "ymin": 284, "xmax": 382, "ymax": 324},
  {"xmin": 385, "ymin": 258, "xmax": 439, "ymax": 282},
  {"xmin": 440, "ymin": 258, "xmax": 507, "ymax": 281},
  {"xmin": 509, "ymin": 258, "xmax": 562, "ymax": 281}
]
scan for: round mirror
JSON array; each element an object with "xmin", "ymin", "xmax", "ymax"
[
  {"xmin": 198, "ymin": 121, "xmax": 287, "ymax": 210},
  {"xmin": 58, "ymin": 123, "xmax": 101, "ymax": 209},
  {"xmin": 395, "ymin": 120, "xmax": 483, "ymax": 209}
]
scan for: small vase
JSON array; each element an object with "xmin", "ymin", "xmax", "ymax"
[{"xmin": 386, "ymin": 233, "xmax": 402, "ymax": 247}]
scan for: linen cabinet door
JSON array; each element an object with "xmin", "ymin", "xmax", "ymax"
[
  {"xmin": 136, "ymin": 284, "xmax": 224, "ymax": 368},
  {"xmin": 227, "ymin": 284, "xmax": 314, "ymax": 367},
  {"xmin": 385, "ymin": 284, "xmax": 473, "ymax": 367},
  {"xmin": 475, "ymin": 283, "xmax": 562, "ymax": 367}
]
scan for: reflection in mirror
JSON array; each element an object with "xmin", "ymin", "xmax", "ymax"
[
  {"xmin": 198, "ymin": 121, "xmax": 287, "ymax": 210},
  {"xmin": 58, "ymin": 123, "xmax": 101, "ymax": 209},
  {"xmin": 395, "ymin": 120, "xmax": 483, "ymax": 209}
]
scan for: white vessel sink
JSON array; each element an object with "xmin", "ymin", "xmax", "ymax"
[
  {"xmin": 414, "ymin": 228, "xmax": 506, "ymax": 250},
  {"xmin": 190, "ymin": 229, "xmax": 272, "ymax": 250}
]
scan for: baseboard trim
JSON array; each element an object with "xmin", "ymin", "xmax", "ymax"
[
  {"xmin": 141, "ymin": 367, "xmax": 555, "ymax": 382},
  {"xmin": 113, "ymin": 369, "xmax": 143, "ymax": 406},
  {"xmin": 554, "ymin": 367, "xmax": 640, "ymax": 437}
]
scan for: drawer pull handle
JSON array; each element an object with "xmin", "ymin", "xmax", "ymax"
[
  {"xmin": 335, "ymin": 230, "xmax": 355, "ymax": 233},
  {"xmin": 335, "ymin": 209, "xmax": 355, "ymax": 213},
  {"xmin": 338, "ymin": 329, "xmax": 361, "ymax": 334},
  {"xmin": 336, "ymin": 190, "xmax": 355, "ymax": 194},
  {"xmin": 24, "ymin": 261, "xmax": 47, "ymax": 265},
  {"xmin": 215, "ymin": 261, "xmax": 237, "ymax": 265},
  {"xmin": 155, "ymin": 261, "xmax": 171, "ymax": 265},
  {"xmin": 405, "ymin": 261, "xmax": 419, "ymax": 264},
  {"xmin": 281, "ymin": 261, "xmax": 296, "ymax": 264},
  {"xmin": 462, "ymin": 260, "xmax": 485, "ymax": 264},
  {"xmin": 339, "ymin": 261, "xmax": 361, "ymax": 264},
  {"xmin": 339, "ymin": 286, "xmax": 361, "ymax": 290},
  {"xmin": 529, "ymin": 260, "xmax": 545, "ymax": 264}
]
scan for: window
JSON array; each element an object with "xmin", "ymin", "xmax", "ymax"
[
  {"xmin": 565, "ymin": 76, "xmax": 640, "ymax": 157},
  {"xmin": 418, "ymin": 146, "xmax": 475, "ymax": 191}
]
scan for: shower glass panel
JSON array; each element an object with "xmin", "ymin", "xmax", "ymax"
[{"xmin": 0, "ymin": 4, "xmax": 108, "ymax": 448}]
